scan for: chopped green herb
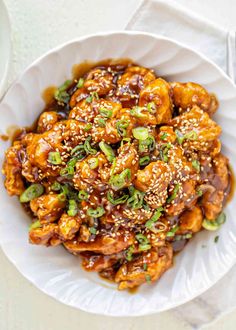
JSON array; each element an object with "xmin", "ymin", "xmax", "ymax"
[
  {"xmin": 139, "ymin": 136, "xmax": 156, "ymax": 153},
  {"xmin": 197, "ymin": 189, "xmax": 203, "ymax": 197},
  {"xmin": 48, "ymin": 151, "xmax": 62, "ymax": 165},
  {"xmin": 87, "ymin": 206, "xmax": 105, "ymax": 218},
  {"xmin": 139, "ymin": 156, "xmax": 150, "ymax": 166},
  {"xmin": 175, "ymin": 130, "xmax": 185, "ymax": 144},
  {"xmin": 160, "ymin": 132, "xmax": 168, "ymax": 140},
  {"xmin": 145, "ymin": 274, "xmax": 152, "ymax": 283},
  {"xmin": 166, "ymin": 225, "xmax": 179, "ymax": 237},
  {"xmin": 214, "ymin": 235, "xmax": 219, "ymax": 243},
  {"xmin": 167, "ymin": 183, "xmax": 180, "ymax": 203},
  {"xmin": 51, "ymin": 182, "xmax": 61, "ymax": 191},
  {"xmin": 160, "ymin": 143, "xmax": 172, "ymax": 163},
  {"xmin": 130, "ymin": 106, "xmax": 146, "ymax": 118},
  {"xmin": 127, "ymin": 188, "xmax": 144, "ymax": 209},
  {"xmin": 121, "ymin": 138, "xmax": 131, "ymax": 147},
  {"xmin": 126, "ymin": 245, "xmax": 134, "ymax": 261},
  {"xmin": 86, "ymin": 95, "xmax": 93, "ymax": 103},
  {"xmin": 97, "ymin": 118, "xmax": 106, "ymax": 127},
  {"xmin": 107, "ymin": 191, "xmax": 129, "ymax": 205},
  {"xmin": 78, "ymin": 190, "xmax": 88, "ymax": 201},
  {"xmin": 86, "ymin": 91, "xmax": 99, "ymax": 103},
  {"xmin": 54, "ymin": 80, "xmax": 72, "ymax": 104},
  {"xmin": 58, "ymin": 193, "xmax": 67, "ymax": 202},
  {"xmin": 116, "ymin": 120, "xmax": 129, "ymax": 136},
  {"xmin": 60, "ymin": 158, "xmax": 77, "ymax": 177},
  {"xmin": 143, "ymin": 263, "xmax": 148, "ymax": 271},
  {"xmin": 109, "ymin": 169, "xmax": 131, "ymax": 191},
  {"xmin": 99, "ymin": 108, "xmax": 113, "ymax": 118},
  {"xmin": 67, "ymin": 199, "xmax": 78, "ymax": 216},
  {"xmin": 88, "ymin": 157, "xmax": 99, "ymax": 169},
  {"xmin": 29, "ymin": 220, "xmax": 42, "ymax": 231},
  {"xmin": 135, "ymin": 233, "xmax": 151, "ymax": 251},
  {"xmin": 77, "ymin": 78, "xmax": 84, "ymax": 88},
  {"xmin": 71, "ymin": 144, "xmax": 86, "ymax": 158},
  {"xmin": 145, "ymin": 207, "xmax": 165, "ymax": 232},
  {"xmin": 192, "ymin": 159, "xmax": 200, "ymax": 172},
  {"xmin": 175, "ymin": 129, "xmax": 198, "ymax": 145},
  {"xmin": 84, "ymin": 123, "xmax": 92, "ymax": 132},
  {"xmin": 99, "ymin": 141, "xmax": 115, "ymax": 162},
  {"xmin": 89, "ymin": 227, "xmax": 97, "ymax": 235},
  {"xmin": 147, "ymin": 102, "xmax": 156, "ymax": 114},
  {"xmin": 133, "ymin": 127, "xmax": 149, "ymax": 141},
  {"xmin": 20, "ymin": 184, "xmax": 44, "ymax": 203},
  {"xmin": 202, "ymin": 213, "xmax": 226, "ymax": 231},
  {"xmin": 84, "ymin": 137, "xmax": 97, "ymax": 155},
  {"xmin": 174, "ymin": 233, "xmax": 192, "ymax": 241}
]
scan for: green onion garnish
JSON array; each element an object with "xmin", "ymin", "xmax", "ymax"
[
  {"xmin": 202, "ymin": 213, "xmax": 226, "ymax": 231},
  {"xmin": 174, "ymin": 233, "xmax": 192, "ymax": 241},
  {"xmin": 167, "ymin": 183, "xmax": 180, "ymax": 203},
  {"xmin": 78, "ymin": 190, "xmax": 88, "ymax": 200},
  {"xmin": 175, "ymin": 129, "xmax": 198, "ymax": 145},
  {"xmin": 116, "ymin": 120, "xmax": 129, "ymax": 136},
  {"xmin": 143, "ymin": 263, "xmax": 148, "ymax": 271},
  {"xmin": 160, "ymin": 143, "xmax": 172, "ymax": 163},
  {"xmin": 20, "ymin": 184, "xmax": 44, "ymax": 203},
  {"xmin": 145, "ymin": 274, "xmax": 152, "ymax": 283},
  {"xmin": 84, "ymin": 123, "xmax": 92, "ymax": 132},
  {"xmin": 71, "ymin": 144, "xmax": 85, "ymax": 158},
  {"xmin": 139, "ymin": 156, "xmax": 150, "ymax": 166},
  {"xmin": 147, "ymin": 102, "xmax": 156, "ymax": 114},
  {"xmin": 97, "ymin": 118, "xmax": 106, "ymax": 127},
  {"xmin": 89, "ymin": 227, "xmax": 97, "ymax": 235},
  {"xmin": 88, "ymin": 157, "xmax": 99, "ymax": 169},
  {"xmin": 135, "ymin": 233, "xmax": 151, "ymax": 251},
  {"xmin": 67, "ymin": 199, "xmax": 78, "ymax": 217},
  {"xmin": 197, "ymin": 189, "xmax": 203, "ymax": 197},
  {"xmin": 84, "ymin": 137, "xmax": 97, "ymax": 155},
  {"xmin": 60, "ymin": 158, "xmax": 77, "ymax": 177},
  {"xmin": 51, "ymin": 182, "xmax": 61, "ymax": 191},
  {"xmin": 48, "ymin": 151, "xmax": 62, "ymax": 165},
  {"xmin": 127, "ymin": 188, "xmax": 144, "ymax": 209},
  {"xmin": 99, "ymin": 108, "xmax": 113, "ymax": 118},
  {"xmin": 139, "ymin": 136, "xmax": 156, "ymax": 153},
  {"xmin": 54, "ymin": 80, "xmax": 72, "ymax": 104},
  {"xmin": 121, "ymin": 138, "xmax": 131, "ymax": 147},
  {"xmin": 133, "ymin": 127, "xmax": 149, "ymax": 141},
  {"xmin": 77, "ymin": 78, "xmax": 84, "ymax": 88},
  {"xmin": 160, "ymin": 132, "xmax": 168, "ymax": 140},
  {"xmin": 214, "ymin": 235, "xmax": 219, "ymax": 243},
  {"xmin": 192, "ymin": 159, "xmax": 200, "ymax": 172},
  {"xmin": 29, "ymin": 220, "xmax": 42, "ymax": 231},
  {"xmin": 145, "ymin": 207, "xmax": 164, "ymax": 231},
  {"xmin": 166, "ymin": 225, "xmax": 179, "ymax": 237},
  {"xmin": 126, "ymin": 245, "xmax": 134, "ymax": 261},
  {"xmin": 99, "ymin": 141, "xmax": 115, "ymax": 162},
  {"xmin": 130, "ymin": 106, "xmax": 146, "ymax": 118},
  {"xmin": 86, "ymin": 91, "xmax": 99, "ymax": 103},
  {"xmin": 109, "ymin": 169, "xmax": 131, "ymax": 191},
  {"xmin": 87, "ymin": 206, "xmax": 105, "ymax": 218},
  {"xmin": 107, "ymin": 191, "xmax": 129, "ymax": 205}
]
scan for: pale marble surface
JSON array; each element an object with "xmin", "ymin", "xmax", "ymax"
[{"xmin": 1, "ymin": 0, "xmax": 236, "ymax": 329}]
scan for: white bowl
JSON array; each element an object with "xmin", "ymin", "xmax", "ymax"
[{"xmin": 0, "ymin": 31, "xmax": 236, "ymax": 316}]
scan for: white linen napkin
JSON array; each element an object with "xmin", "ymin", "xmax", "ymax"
[{"xmin": 126, "ymin": 0, "xmax": 236, "ymax": 328}]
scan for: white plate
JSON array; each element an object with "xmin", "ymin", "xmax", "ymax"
[
  {"xmin": 0, "ymin": 0, "xmax": 11, "ymax": 98},
  {"xmin": 0, "ymin": 31, "xmax": 236, "ymax": 316}
]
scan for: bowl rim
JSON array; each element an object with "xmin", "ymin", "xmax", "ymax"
[{"xmin": 1, "ymin": 30, "xmax": 236, "ymax": 316}]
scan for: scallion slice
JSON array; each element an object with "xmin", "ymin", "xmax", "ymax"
[
  {"xmin": 48, "ymin": 151, "xmax": 62, "ymax": 165},
  {"xmin": 107, "ymin": 191, "xmax": 129, "ymax": 205},
  {"xmin": 20, "ymin": 184, "xmax": 44, "ymax": 203},
  {"xmin": 78, "ymin": 190, "xmax": 88, "ymax": 201},
  {"xmin": 167, "ymin": 183, "xmax": 180, "ymax": 203},
  {"xmin": 109, "ymin": 168, "xmax": 131, "ymax": 191},
  {"xmin": 133, "ymin": 127, "xmax": 149, "ymax": 141},
  {"xmin": 116, "ymin": 120, "xmax": 129, "ymax": 136},
  {"xmin": 139, "ymin": 156, "xmax": 150, "ymax": 166},
  {"xmin": 88, "ymin": 157, "xmax": 99, "ymax": 169},
  {"xmin": 99, "ymin": 141, "xmax": 115, "ymax": 162},
  {"xmin": 87, "ymin": 206, "xmax": 105, "ymax": 218},
  {"xmin": 67, "ymin": 199, "xmax": 78, "ymax": 217}
]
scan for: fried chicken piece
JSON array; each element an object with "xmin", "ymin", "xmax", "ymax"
[
  {"xmin": 169, "ymin": 106, "xmax": 221, "ymax": 153},
  {"xmin": 69, "ymin": 98, "xmax": 121, "ymax": 123},
  {"xmin": 58, "ymin": 213, "xmax": 82, "ymax": 240},
  {"xmin": 115, "ymin": 244, "xmax": 173, "ymax": 290},
  {"xmin": 139, "ymin": 78, "xmax": 173, "ymax": 124},
  {"xmin": 171, "ymin": 82, "xmax": 218, "ymax": 116},
  {"xmin": 64, "ymin": 230, "xmax": 135, "ymax": 255},
  {"xmin": 37, "ymin": 111, "xmax": 60, "ymax": 133},
  {"xmin": 30, "ymin": 194, "xmax": 66, "ymax": 223},
  {"xmin": 29, "ymin": 223, "xmax": 58, "ymax": 246},
  {"xmin": 81, "ymin": 252, "xmax": 123, "ymax": 272},
  {"xmin": 134, "ymin": 161, "xmax": 172, "ymax": 208},
  {"xmin": 116, "ymin": 66, "xmax": 156, "ymax": 107},
  {"xmin": 178, "ymin": 206, "xmax": 203, "ymax": 234},
  {"xmin": 73, "ymin": 152, "xmax": 109, "ymax": 191},
  {"xmin": 202, "ymin": 154, "xmax": 229, "ymax": 220},
  {"xmin": 113, "ymin": 143, "xmax": 139, "ymax": 179},
  {"xmin": 2, "ymin": 141, "xmax": 25, "ymax": 196}
]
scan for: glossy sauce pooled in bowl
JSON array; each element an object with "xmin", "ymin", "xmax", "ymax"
[{"xmin": 2, "ymin": 59, "xmax": 232, "ymax": 290}]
